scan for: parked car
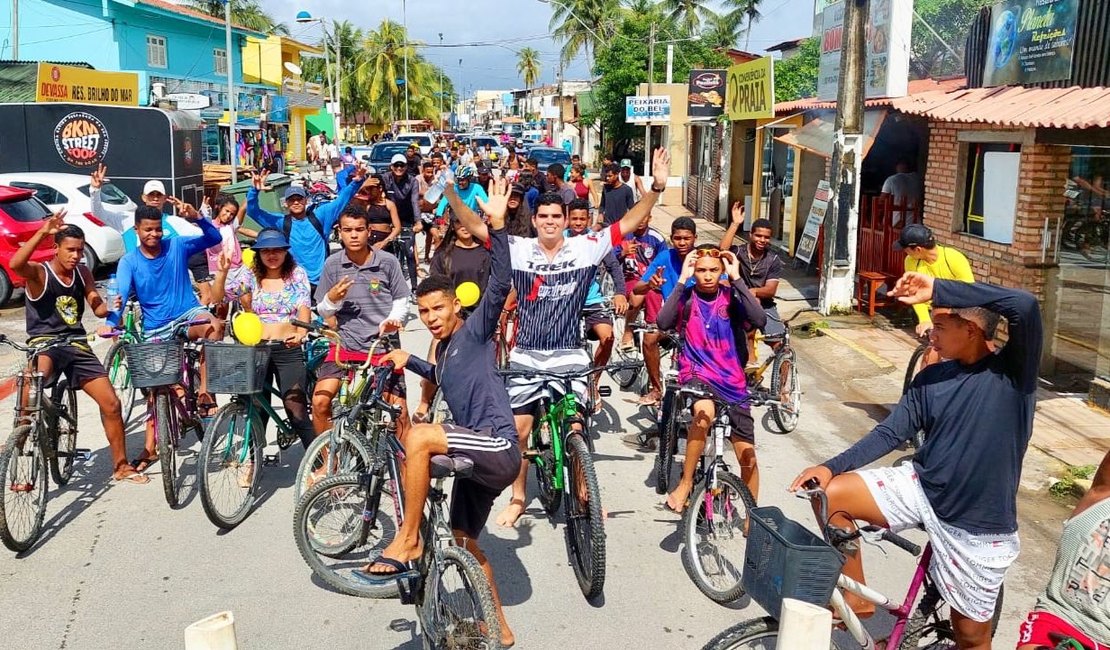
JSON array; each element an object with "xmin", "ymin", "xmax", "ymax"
[
  {"xmin": 527, "ymin": 147, "xmax": 573, "ymax": 174},
  {"xmin": 364, "ymin": 141, "xmax": 413, "ymax": 171},
  {"xmin": 395, "ymin": 132, "xmax": 434, "ymax": 156},
  {"xmin": 0, "ymin": 172, "xmax": 128, "ymax": 270},
  {"xmin": 0, "ymin": 186, "xmax": 58, "ymax": 304},
  {"xmin": 469, "ymin": 135, "xmax": 501, "ymax": 152}
]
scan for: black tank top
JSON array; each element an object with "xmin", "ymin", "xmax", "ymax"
[
  {"xmin": 26, "ymin": 264, "xmax": 86, "ymax": 338},
  {"xmin": 367, "ymin": 202, "xmax": 392, "ymax": 226}
]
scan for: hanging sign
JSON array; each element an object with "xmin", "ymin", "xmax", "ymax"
[
  {"xmin": 982, "ymin": 0, "xmax": 1078, "ymax": 87},
  {"xmin": 726, "ymin": 57, "xmax": 774, "ymax": 120}
]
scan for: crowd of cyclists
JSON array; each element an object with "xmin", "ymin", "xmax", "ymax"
[{"xmin": 4, "ymin": 132, "xmax": 1107, "ymax": 650}]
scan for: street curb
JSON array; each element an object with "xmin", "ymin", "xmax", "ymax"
[{"xmin": 817, "ymin": 328, "xmax": 897, "ymax": 370}]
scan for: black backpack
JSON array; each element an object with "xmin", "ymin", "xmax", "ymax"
[{"xmin": 283, "ymin": 208, "xmax": 328, "ymax": 254}]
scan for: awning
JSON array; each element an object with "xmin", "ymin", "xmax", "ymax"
[
  {"xmin": 756, "ymin": 112, "xmax": 803, "ymax": 130},
  {"xmin": 772, "ymin": 109, "xmax": 888, "ymax": 158}
]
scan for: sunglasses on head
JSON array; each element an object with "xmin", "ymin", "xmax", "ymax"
[{"xmin": 694, "ymin": 248, "xmax": 723, "ymax": 258}]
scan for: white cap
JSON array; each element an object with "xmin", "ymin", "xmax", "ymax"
[
  {"xmin": 142, "ymin": 180, "xmax": 166, "ymax": 196},
  {"xmin": 390, "ymin": 154, "xmax": 407, "ymax": 165}
]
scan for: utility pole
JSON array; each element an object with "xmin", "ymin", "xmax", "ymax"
[
  {"xmin": 645, "ymin": 22, "xmax": 656, "ymax": 180},
  {"xmin": 403, "ymin": 0, "xmax": 410, "ymax": 125},
  {"xmin": 819, "ymin": 0, "xmax": 867, "ymax": 314},
  {"xmin": 439, "ymin": 33, "xmax": 444, "ymax": 130},
  {"xmin": 333, "ymin": 23, "xmax": 342, "ymax": 141},
  {"xmin": 224, "ymin": 0, "xmax": 237, "ymax": 182},
  {"xmin": 12, "ymin": 0, "xmax": 18, "ymax": 59}
]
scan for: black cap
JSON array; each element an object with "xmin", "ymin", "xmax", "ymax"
[
  {"xmin": 895, "ymin": 223, "xmax": 935, "ymax": 250},
  {"xmin": 510, "ymin": 183, "xmax": 526, "ymax": 195}
]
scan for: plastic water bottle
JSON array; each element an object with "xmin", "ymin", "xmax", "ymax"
[
  {"xmin": 422, "ymin": 168, "xmax": 455, "ymax": 205},
  {"xmin": 105, "ymin": 274, "xmax": 119, "ymax": 314}
]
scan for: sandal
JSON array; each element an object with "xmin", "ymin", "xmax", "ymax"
[
  {"xmin": 112, "ymin": 468, "xmax": 150, "ymax": 484},
  {"xmin": 351, "ymin": 557, "xmax": 418, "ymax": 585},
  {"xmin": 131, "ymin": 454, "xmax": 158, "ymax": 473}
]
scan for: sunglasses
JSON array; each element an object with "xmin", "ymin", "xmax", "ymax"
[
  {"xmin": 286, "ymin": 195, "xmax": 307, "ymax": 203},
  {"xmin": 694, "ymin": 248, "xmax": 723, "ymax": 259},
  {"xmin": 391, "ymin": 162, "xmax": 406, "ymax": 168}
]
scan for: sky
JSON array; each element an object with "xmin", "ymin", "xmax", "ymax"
[{"xmin": 269, "ymin": 0, "xmax": 817, "ymax": 95}]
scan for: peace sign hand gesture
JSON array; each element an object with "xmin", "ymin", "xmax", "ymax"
[{"xmin": 90, "ymin": 164, "xmax": 108, "ymax": 190}]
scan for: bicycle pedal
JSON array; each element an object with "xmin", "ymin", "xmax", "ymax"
[
  {"xmin": 263, "ymin": 453, "xmax": 281, "ymax": 466},
  {"xmin": 74, "ymin": 448, "xmax": 92, "ymax": 462},
  {"xmin": 396, "ymin": 575, "xmax": 418, "ymax": 605},
  {"xmin": 522, "ymin": 449, "xmax": 541, "ymax": 460}
]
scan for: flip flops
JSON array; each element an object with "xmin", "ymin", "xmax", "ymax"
[
  {"xmin": 112, "ymin": 470, "xmax": 150, "ymax": 485},
  {"xmin": 351, "ymin": 557, "xmax": 418, "ymax": 585},
  {"xmin": 131, "ymin": 455, "xmax": 158, "ymax": 473}
]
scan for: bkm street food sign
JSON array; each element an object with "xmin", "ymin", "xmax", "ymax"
[{"xmin": 688, "ymin": 69, "xmax": 726, "ymax": 117}]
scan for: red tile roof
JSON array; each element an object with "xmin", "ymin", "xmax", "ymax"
[
  {"xmin": 774, "ymin": 77, "xmax": 966, "ymax": 114},
  {"xmin": 891, "ymin": 85, "xmax": 1110, "ymax": 129},
  {"xmin": 137, "ymin": 0, "xmax": 263, "ymax": 34}
]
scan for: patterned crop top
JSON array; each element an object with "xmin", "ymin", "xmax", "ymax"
[{"xmin": 224, "ymin": 266, "xmax": 311, "ymax": 324}]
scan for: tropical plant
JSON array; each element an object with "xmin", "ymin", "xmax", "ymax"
[
  {"xmin": 911, "ymin": 0, "xmax": 994, "ymax": 78},
  {"xmin": 661, "ymin": 0, "xmax": 714, "ymax": 36},
  {"xmin": 186, "ymin": 0, "xmax": 287, "ymax": 34},
  {"xmin": 517, "ymin": 47, "xmax": 542, "ymax": 89},
  {"xmin": 726, "ymin": 0, "xmax": 764, "ymax": 50},
  {"xmin": 773, "ymin": 37, "xmax": 820, "ymax": 102},
  {"xmin": 548, "ymin": 0, "xmax": 619, "ymax": 66},
  {"xmin": 703, "ymin": 9, "xmax": 745, "ymax": 50}
]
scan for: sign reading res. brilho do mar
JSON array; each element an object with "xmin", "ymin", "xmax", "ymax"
[
  {"xmin": 36, "ymin": 63, "xmax": 139, "ymax": 106},
  {"xmin": 625, "ymin": 96, "xmax": 671, "ymax": 124},
  {"xmin": 817, "ymin": 0, "xmax": 912, "ymax": 101},
  {"xmin": 983, "ymin": 0, "xmax": 1078, "ymax": 87},
  {"xmin": 726, "ymin": 57, "xmax": 774, "ymax": 121}
]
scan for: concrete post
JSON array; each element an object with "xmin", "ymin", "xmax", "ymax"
[
  {"xmin": 184, "ymin": 611, "xmax": 239, "ymax": 650},
  {"xmin": 776, "ymin": 598, "xmax": 832, "ymax": 649}
]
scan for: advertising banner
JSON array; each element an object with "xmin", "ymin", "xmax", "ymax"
[
  {"xmin": 817, "ymin": 0, "xmax": 912, "ymax": 101},
  {"xmin": 982, "ymin": 0, "xmax": 1078, "ymax": 87},
  {"xmin": 796, "ymin": 180, "xmax": 831, "ymax": 263},
  {"xmin": 625, "ymin": 96, "xmax": 671, "ymax": 124},
  {"xmin": 726, "ymin": 57, "xmax": 775, "ymax": 121},
  {"xmin": 687, "ymin": 69, "xmax": 726, "ymax": 118},
  {"xmin": 35, "ymin": 63, "xmax": 139, "ymax": 106}
]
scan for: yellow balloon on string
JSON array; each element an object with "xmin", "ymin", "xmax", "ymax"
[
  {"xmin": 456, "ymin": 281, "xmax": 480, "ymax": 307},
  {"xmin": 241, "ymin": 248, "xmax": 256, "ymax": 268},
  {"xmin": 233, "ymin": 311, "xmax": 263, "ymax": 346}
]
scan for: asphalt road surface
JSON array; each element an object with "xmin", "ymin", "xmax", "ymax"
[{"xmin": 0, "ymin": 309, "xmax": 1070, "ymax": 649}]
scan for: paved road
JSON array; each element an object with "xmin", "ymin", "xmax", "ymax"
[{"xmin": 0, "ymin": 308, "xmax": 1069, "ymax": 649}]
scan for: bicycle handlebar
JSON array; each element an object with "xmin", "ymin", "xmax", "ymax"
[
  {"xmin": 0, "ymin": 332, "xmax": 95, "ymax": 355},
  {"xmin": 796, "ymin": 483, "xmax": 920, "ymax": 557},
  {"xmin": 292, "ymin": 319, "xmax": 393, "ymax": 371},
  {"xmin": 342, "ymin": 362, "xmax": 400, "ymax": 421},
  {"xmin": 497, "ymin": 362, "xmax": 639, "ymax": 382}
]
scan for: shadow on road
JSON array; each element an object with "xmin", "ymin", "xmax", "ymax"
[
  {"xmin": 840, "ymin": 400, "xmax": 891, "ymax": 425},
  {"xmin": 17, "ymin": 446, "xmax": 115, "ymax": 557}
]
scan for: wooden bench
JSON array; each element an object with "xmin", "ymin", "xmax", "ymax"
[{"xmin": 856, "ymin": 271, "xmax": 897, "ymax": 318}]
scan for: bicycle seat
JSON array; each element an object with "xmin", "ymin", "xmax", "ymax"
[{"xmin": 430, "ymin": 455, "xmax": 474, "ymax": 479}]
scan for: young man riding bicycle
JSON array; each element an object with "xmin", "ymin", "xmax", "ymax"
[
  {"xmin": 357, "ymin": 178, "xmax": 518, "ymax": 648},
  {"xmin": 791, "ymin": 272, "xmax": 1042, "ymax": 650},
  {"xmin": 10, "ymin": 212, "xmax": 148, "ymax": 484}
]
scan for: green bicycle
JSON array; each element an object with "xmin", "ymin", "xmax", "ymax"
[{"xmin": 104, "ymin": 298, "xmax": 142, "ymax": 424}]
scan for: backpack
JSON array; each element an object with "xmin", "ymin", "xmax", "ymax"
[{"xmin": 283, "ymin": 208, "xmax": 328, "ymax": 255}]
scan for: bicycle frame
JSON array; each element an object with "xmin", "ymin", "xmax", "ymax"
[
  {"xmin": 534, "ymin": 390, "xmax": 579, "ymax": 492},
  {"xmin": 146, "ymin": 340, "xmax": 203, "ymax": 447}
]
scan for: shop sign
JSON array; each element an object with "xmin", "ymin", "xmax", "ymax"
[
  {"xmin": 52, "ymin": 111, "xmax": 110, "ymax": 168},
  {"xmin": 795, "ymin": 180, "xmax": 831, "ymax": 263},
  {"xmin": 983, "ymin": 0, "xmax": 1078, "ymax": 87},
  {"xmin": 817, "ymin": 0, "xmax": 912, "ymax": 101},
  {"xmin": 237, "ymin": 92, "xmax": 264, "ymax": 118},
  {"xmin": 36, "ymin": 63, "xmax": 138, "ymax": 106},
  {"xmin": 726, "ymin": 58, "xmax": 774, "ymax": 121},
  {"xmin": 688, "ymin": 69, "xmax": 726, "ymax": 118},
  {"xmin": 164, "ymin": 93, "xmax": 211, "ymax": 111},
  {"xmin": 625, "ymin": 96, "xmax": 671, "ymax": 124},
  {"xmin": 267, "ymin": 96, "xmax": 290, "ymax": 123}
]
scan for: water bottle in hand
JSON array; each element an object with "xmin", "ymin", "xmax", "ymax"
[
  {"xmin": 423, "ymin": 168, "xmax": 454, "ymax": 205},
  {"xmin": 105, "ymin": 274, "xmax": 120, "ymax": 314}
]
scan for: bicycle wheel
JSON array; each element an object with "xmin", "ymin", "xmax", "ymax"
[
  {"xmin": 292, "ymin": 424, "xmax": 374, "ymax": 503},
  {"xmin": 903, "ymin": 343, "xmax": 930, "ymax": 395},
  {"xmin": 48, "ymin": 380, "xmax": 78, "ymax": 486},
  {"xmin": 681, "ymin": 471, "xmax": 756, "ymax": 603},
  {"xmin": 154, "ymin": 393, "xmax": 183, "ymax": 508},
  {"xmin": 198, "ymin": 401, "xmax": 263, "ymax": 529},
  {"xmin": 654, "ymin": 388, "xmax": 679, "ymax": 495},
  {"xmin": 0, "ymin": 425, "xmax": 48, "ymax": 552},
  {"xmin": 418, "ymin": 545, "xmax": 502, "ymax": 650},
  {"xmin": 564, "ymin": 433, "xmax": 606, "ymax": 599},
  {"xmin": 609, "ymin": 345, "xmax": 642, "ymax": 390},
  {"xmin": 769, "ymin": 347, "xmax": 800, "ymax": 434},
  {"xmin": 293, "ymin": 473, "xmax": 400, "ymax": 599},
  {"xmin": 898, "ymin": 581, "xmax": 1004, "ymax": 649},
  {"xmin": 700, "ymin": 616, "xmax": 852, "ymax": 650},
  {"xmin": 105, "ymin": 340, "xmax": 138, "ymax": 424}
]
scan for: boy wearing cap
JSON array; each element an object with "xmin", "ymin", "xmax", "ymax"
[
  {"xmin": 383, "ymin": 153, "xmax": 422, "ymax": 289},
  {"xmin": 434, "ymin": 166, "xmax": 488, "ymax": 218},
  {"xmin": 246, "ymin": 168, "xmax": 368, "ymax": 293},
  {"xmin": 620, "ymin": 158, "xmax": 644, "ymax": 202},
  {"xmin": 897, "ymin": 224, "xmax": 974, "ymax": 337}
]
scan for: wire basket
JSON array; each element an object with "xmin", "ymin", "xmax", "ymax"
[
  {"xmin": 205, "ymin": 343, "xmax": 272, "ymax": 395},
  {"xmin": 125, "ymin": 341, "xmax": 184, "ymax": 389},
  {"xmin": 741, "ymin": 506, "xmax": 845, "ymax": 620}
]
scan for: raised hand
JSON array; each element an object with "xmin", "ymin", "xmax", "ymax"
[
  {"xmin": 730, "ymin": 201, "xmax": 744, "ymax": 225},
  {"xmin": 722, "ymin": 250, "xmax": 741, "ymax": 281},
  {"xmin": 167, "ymin": 196, "xmax": 199, "ymax": 220},
  {"xmin": 90, "ymin": 164, "xmax": 108, "ymax": 190},
  {"xmin": 620, "ymin": 239, "xmax": 640, "ymax": 258},
  {"xmin": 327, "ymin": 276, "xmax": 355, "ymax": 303},
  {"xmin": 476, "ymin": 177, "xmax": 510, "ymax": 230},
  {"xmin": 889, "ymin": 272, "xmax": 935, "ymax": 305},
  {"xmin": 648, "ymin": 265, "xmax": 666, "ymax": 290},
  {"xmin": 651, "ymin": 147, "xmax": 671, "ymax": 190},
  {"xmin": 40, "ymin": 209, "xmax": 68, "ymax": 235},
  {"xmin": 251, "ymin": 170, "xmax": 268, "ymax": 191},
  {"xmin": 677, "ymin": 251, "xmax": 698, "ymax": 283}
]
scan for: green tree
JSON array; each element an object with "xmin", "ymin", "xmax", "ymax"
[
  {"xmin": 773, "ymin": 37, "xmax": 819, "ymax": 103},
  {"xmin": 661, "ymin": 0, "xmax": 715, "ymax": 36},
  {"xmin": 726, "ymin": 0, "xmax": 764, "ymax": 50},
  {"xmin": 548, "ymin": 0, "xmax": 619, "ymax": 66},
  {"xmin": 703, "ymin": 9, "xmax": 745, "ymax": 50},
  {"xmin": 517, "ymin": 47, "xmax": 542, "ymax": 89},
  {"xmin": 186, "ymin": 0, "xmax": 286, "ymax": 34},
  {"xmin": 911, "ymin": 0, "xmax": 994, "ymax": 78}
]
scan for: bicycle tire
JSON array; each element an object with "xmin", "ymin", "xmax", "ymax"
[
  {"xmin": 49, "ymin": 380, "xmax": 78, "ymax": 486},
  {"xmin": 700, "ymin": 616, "xmax": 852, "ymax": 650},
  {"xmin": 535, "ymin": 448, "xmax": 561, "ymax": 516},
  {"xmin": 292, "ymin": 473, "xmax": 400, "ymax": 599},
  {"xmin": 902, "ymin": 343, "xmax": 930, "ymax": 395},
  {"xmin": 769, "ymin": 347, "xmax": 800, "ymax": 434},
  {"xmin": 0, "ymin": 425, "xmax": 47, "ymax": 552},
  {"xmin": 418, "ymin": 545, "xmax": 502, "ymax": 650},
  {"xmin": 105, "ymin": 340, "xmax": 138, "ymax": 424},
  {"xmin": 155, "ymin": 393, "xmax": 182, "ymax": 508},
  {"xmin": 198, "ymin": 401, "xmax": 263, "ymax": 529},
  {"xmin": 681, "ymin": 471, "xmax": 756, "ymax": 604},
  {"xmin": 898, "ymin": 581, "xmax": 1004, "ymax": 649},
  {"xmin": 654, "ymin": 387, "xmax": 679, "ymax": 495},
  {"xmin": 293, "ymin": 424, "xmax": 374, "ymax": 503},
  {"xmin": 564, "ymin": 433, "xmax": 606, "ymax": 599},
  {"xmin": 609, "ymin": 346, "xmax": 642, "ymax": 390}
]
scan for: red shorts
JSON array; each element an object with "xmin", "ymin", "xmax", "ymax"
[
  {"xmin": 1016, "ymin": 610, "xmax": 1105, "ymax": 649},
  {"xmin": 643, "ymin": 290, "xmax": 664, "ymax": 324}
]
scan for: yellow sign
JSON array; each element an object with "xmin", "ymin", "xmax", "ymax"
[
  {"xmin": 36, "ymin": 63, "xmax": 139, "ymax": 106},
  {"xmin": 726, "ymin": 57, "xmax": 775, "ymax": 121}
]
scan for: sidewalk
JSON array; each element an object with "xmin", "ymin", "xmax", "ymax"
[{"xmin": 647, "ymin": 202, "xmax": 1110, "ymax": 475}]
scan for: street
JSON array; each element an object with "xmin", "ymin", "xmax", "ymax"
[{"xmin": 0, "ymin": 303, "xmax": 1070, "ymax": 650}]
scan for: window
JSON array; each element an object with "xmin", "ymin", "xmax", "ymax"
[
  {"xmin": 147, "ymin": 35, "xmax": 167, "ymax": 68},
  {"xmin": 962, "ymin": 142, "xmax": 1020, "ymax": 241},
  {"xmin": 10, "ymin": 182, "xmax": 64, "ymax": 205},
  {"xmin": 213, "ymin": 48, "xmax": 227, "ymax": 76}
]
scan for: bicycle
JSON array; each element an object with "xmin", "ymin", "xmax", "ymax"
[
  {"xmin": 744, "ymin": 310, "xmax": 812, "ymax": 434},
  {"xmin": 103, "ymin": 297, "xmax": 143, "ymax": 424},
  {"xmin": 609, "ymin": 320, "xmax": 676, "ymax": 393},
  {"xmin": 125, "ymin": 318, "xmax": 211, "ymax": 508},
  {"xmin": 666, "ymin": 384, "xmax": 758, "ymax": 604},
  {"xmin": 0, "ymin": 333, "xmax": 92, "ymax": 552},
  {"xmin": 701, "ymin": 483, "xmax": 1004, "ymax": 650}
]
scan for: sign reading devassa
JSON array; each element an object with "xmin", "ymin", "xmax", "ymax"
[
  {"xmin": 817, "ymin": 0, "xmax": 912, "ymax": 101},
  {"xmin": 726, "ymin": 58, "xmax": 774, "ymax": 121},
  {"xmin": 982, "ymin": 0, "xmax": 1078, "ymax": 87},
  {"xmin": 625, "ymin": 96, "xmax": 671, "ymax": 124},
  {"xmin": 36, "ymin": 63, "xmax": 139, "ymax": 106},
  {"xmin": 687, "ymin": 69, "xmax": 726, "ymax": 118}
]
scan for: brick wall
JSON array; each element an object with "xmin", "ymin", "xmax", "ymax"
[{"xmin": 921, "ymin": 121, "xmax": 1070, "ymax": 302}]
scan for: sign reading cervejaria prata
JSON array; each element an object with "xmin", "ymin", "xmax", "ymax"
[{"xmin": 983, "ymin": 0, "xmax": 1078, "ymax": 87}]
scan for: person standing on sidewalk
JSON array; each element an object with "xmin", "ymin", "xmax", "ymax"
[
  {"xmin": 720, "ymin": 203, "xmax": 785, "ymax": 360},
  {"xmin": 598, "ymin": 163, "xmax": 635, "ymax": 229}
]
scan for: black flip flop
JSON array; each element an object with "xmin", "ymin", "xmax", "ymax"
[
  {"xmin": 351, "ymin": 557, "xmax": 418, "ymax": 585},
  {"xmin": 131, "ymin": 455, "xmax": 159, "ymax": 473}
]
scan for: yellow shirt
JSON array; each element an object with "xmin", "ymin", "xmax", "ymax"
[{"xmin": 903, "ymin": 244, "xmax": 974, "ymax": 325}]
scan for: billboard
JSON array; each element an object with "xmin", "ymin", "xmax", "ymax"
[
  {"xmin": 687, "ymin": 69, "xmax": 726, "ymax": 118},
  {"xmin": 726, "ymin": 58, "xmax": 774, "ymax": 121},
  {"xmin": 36, "ymin": 63, "xmax": 139, "ymax": 106},
  {"xmin": 625, "ymin": 96, "xmax": 671, "ymax": 124},
  {"xmin": 982, "ymin": 0, "xmax": 1078, "ymax": 87},
  {"xmin": 817, "ymin": 0, "xmax": 912, "ymax": 101}
]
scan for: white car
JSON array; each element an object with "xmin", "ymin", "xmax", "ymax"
[
  {"xmin": 395, "ymin": 132, "xmax": 434, "ymax": 156},
  {"xmin": 0, "ymin": 172, "xmax": 127, "ymax": 270}
]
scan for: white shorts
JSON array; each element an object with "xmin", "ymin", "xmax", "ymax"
[
  {"xmin": 506, "ymin": 348, "xmax": 590, "ymax": 412},
  {"xmin": 857, "ymin": 464, "xmax": 1020, "ymax": 623}
]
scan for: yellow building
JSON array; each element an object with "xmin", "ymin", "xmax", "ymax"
[{"xmin": 241, "ymin": 34, "xmax": 324, "ymax": 164}]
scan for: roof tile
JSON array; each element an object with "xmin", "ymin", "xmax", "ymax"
[{"xmin": 891, "ymin": 85, "xmax": 1110, "ymax": 129}]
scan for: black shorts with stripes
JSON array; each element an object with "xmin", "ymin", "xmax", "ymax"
[{"xmin": 442, "ymin": 424, "xmax": 520, "ymax": 539}]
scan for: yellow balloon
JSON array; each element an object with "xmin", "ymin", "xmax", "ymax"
[
  {"xmin": 456, "ymin": 281, "xmax": 480, "ymax": 308},
  {"xmin": 233, "ymin": 311, "xmax": 263, "ymax": 346},
  {"xmin": 242, "ymin": 248, "xmax": 256, "ymax": 267}
]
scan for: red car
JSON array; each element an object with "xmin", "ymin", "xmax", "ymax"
[{"xmin": 0, "ymin": 185, "xmax": 56, "ymax": 305}]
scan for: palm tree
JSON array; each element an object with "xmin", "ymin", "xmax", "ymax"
[
  {"xmin": 548, "ymin": 0, "xmax": 618, "ymax": 66},
  {"xmin": 357, "ymin": 20, "xmax": 414, "ymax": 124},
  {"xmin": 661, "ymin": 0, "xmax": 714, "ymax": 36},
  {"xmin": 517, "ymin": 47, "xmax": 542, "ymax": 119},
  {"xmin": 186, "ymin": 0, "xmax": 287, "ymax": 34},
  {"xmin": 704, "ymin": 9, "xmax": 745, "ymax": 50},
  {"xmin": 727, "ymin": 0, "xmax": 764, "ymax": 50}
]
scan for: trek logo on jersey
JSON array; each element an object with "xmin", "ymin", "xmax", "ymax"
[{"xmin": 525, "ymin": 260, "xmax": 575, "ymax": 273}]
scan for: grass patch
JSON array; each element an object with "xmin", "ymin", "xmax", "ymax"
[{"xmin": 1049, "ymin": 464, "xmax": 1098, "ymax": 498}]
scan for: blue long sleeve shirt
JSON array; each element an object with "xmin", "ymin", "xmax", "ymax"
[
  {"xmin": 824, "ymin": 280, "xmax": 1043, "ymax": 534},
  {"xmin": 246, "ymin": 178, "xmax": 362, "ymax": 283},
  {"xmin": 109, "ymin": 218, "xmax": 222, "ymax": 329}
]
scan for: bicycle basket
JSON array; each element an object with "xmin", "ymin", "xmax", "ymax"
[
  {"xmin": 125, "ymin": 341, "xmax": 184, "ymax": 389},
  {"xmin": 205, "ymin": 343, "xmax": 272, "ymax": 394},
  {"xmin": 742, "ymin": 506, "xmax": 845, "ymax": 620}
]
